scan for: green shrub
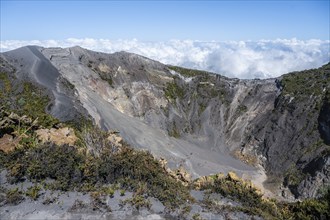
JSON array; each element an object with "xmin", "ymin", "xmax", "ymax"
[
  {"xmin": 5, "ymin": 187, "xmax": 24, "ymax": 205},
  {"xmin": 102, "ymin": 186, "xmax": 115, "ymax": 198},
  {"xmin": 121, "ymin": 194, "xmax": 151, "ymax": 210},
  {"xmin": 289, "ymin": 198, "xmax": 329, "ymax": 219},
  {"xmin": 168, "ymin": 122, "xmax": 180, "ymax": 138},
  {"xmin": 192, "ymin": 213, "xmax": 203, "ymax": 220},
  {"xmin": 2, "ymin": 143, "xmax": 84, "ymax": 190},
  {"xmin": 199, "ymin": 172, "xmax": 330, "ymax": 219},
  {"xmin": 237, "ymin": 104, "xmax": 248, "ymax": 114},
  {"xmin": 199, "ymin": 174, "xmax": 286, "ymax": 219},
  {"xmin": 26, "ymin": 184, "xmax": 42, "ymax": 200},
  {"xmin": 0, "ymin": 72, "xmax": 58, "ymax": 128},
  {"xmin": 212, "ymin": 177, "xmax": 262, "ymax": 207},
  {"xmin": 164, "ymin": 82, "xmax": 184, "ymax": 100},
  {"xmin": 281, "ymin": 63, "xmax": 330, "ymax": 98},
  {"xmin": 97, "ymin": 147, "xmax": 192, "ymax": 209}
]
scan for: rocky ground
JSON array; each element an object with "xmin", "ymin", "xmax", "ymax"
[{"xmin": 1, "ymin": 170, "xmax": 263, "ymax": 220}]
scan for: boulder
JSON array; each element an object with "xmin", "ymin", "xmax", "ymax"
[
  {"xmin": 175, "ymin": 166, "xmax": 192, "ymax": 185},
  {"xmin": 0, "ymin": 134, "xmax": 16, "ymax": 153},
  {"xmin": 35, "ymin": 127, "xmax": 77, "ymax": 146},
  {"xmin": 107, "ymin": 131, "xmax": 123, "ymax": 148},
  {"xmin": 158, "ymin": 157, "xmax": 191, "ymax": 186}
]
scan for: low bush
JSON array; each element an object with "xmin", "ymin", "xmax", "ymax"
[
  {"xmin": 287, "ymin": 187, "xmax": 330, "ymax": 220},
  {"xmin": 5, "ymin": 187, "xmax": 24, "ymax": 205},
  {"xmin": 25, "ymin": 184, "xmax": 42, "ymax": 200},
  {"xmin": 121, "ymin": 194, "xmax": 151, "ymax": 210},
  {"xmin": 0, "ymin": 72, "xmax": 58, "ymax": 129},
  {"xmin": 164, "ymin": 81, "xmax": 184, "ymax": 100}
]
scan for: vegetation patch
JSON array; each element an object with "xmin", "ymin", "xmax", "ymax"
[
  {"xmin": 199, "ymin": 173, "xmax": 263, "ymax": 208},
  {"xmin": 4, "ymin": 187, "xmax": 24, "ymax": 205},
  {"xmin": 197, "ymin": 172, "xmax": 330, "ymax": 219},
  {"xmin": 236, "ymin": 104, "xmax": 248, "ymax": 114},
  {"xmin": 168, "ymin": 65, "xmax": 209, "ymax": 78},
  {"xmin": 0, "ymin": 72, "xmax": 59, "ymax": 128},
  {"xmin": 232, "ymin": 150, "xmax": 258, "ymax": 166},
  {"xmin": 281, "ymin": 63, "xmax": 330, "ymax": 98},
  {"xmin": 168, "ymin": 121, "xmax": 180, "ymax": 138},
  {"xmin": 121, "ymin": 194, "xmax": 151, "ymax": 210},
  {"xmin": 0, "ymin": 109, "xmax": 192, "ymax": 209},
  {"xmin": 26, "ymin": 184, "xmax": 42, "ymax": 200},
  {"xmin": 164, "ymin": 81, "xmax": 184, "ymax": 101},
  {"xmin": 287, "ymin": 193, "xmax": 330, "ymax": 220},
  {"xmin": 98, "ymin": 72, "xmax": 113, "ymax": 87},
  {"xmin": 60, "ymin": 77, "xmax": 75, "ymax": 91},
  {"xmin": 284, "ymin": 164, "xmax": 308, "ymax": 197},
  {"xmin": 198, "ymin": 103, "xmax": 207, "ymax": 116}
]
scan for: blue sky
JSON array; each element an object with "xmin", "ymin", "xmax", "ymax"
[{"xmin": 1, "ymin": 0, "xmax": 329, "ymax": 41}]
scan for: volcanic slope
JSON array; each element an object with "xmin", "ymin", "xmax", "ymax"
[{"xmin": 2, "ymin": 46, "xmax": 329, "ymax": 198}]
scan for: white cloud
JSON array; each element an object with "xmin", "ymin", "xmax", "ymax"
[{"xmin": 1, "ymin": 38, "xmax": 329, "ymax": 79}]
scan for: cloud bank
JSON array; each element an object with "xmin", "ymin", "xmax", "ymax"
[{"xmin": 1, "ymin": 38, "xmax": 329, "ymax": 79}]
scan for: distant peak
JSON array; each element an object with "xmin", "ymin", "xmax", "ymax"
[
  {"xmin": 70, "ymin": 45, "xmax": 83, "ymax": 49},
  {"xmin": 68, "ymin": 45, "xmax": 86, "ymax": 51},
  {"xmin": 24, "ymin": 45, "xmax": 44, "ymax": 50}
]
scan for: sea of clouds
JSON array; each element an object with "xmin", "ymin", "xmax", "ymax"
[{"xmin": 1, "ymin": 38, "xmax": 329, "ymax": 79}]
